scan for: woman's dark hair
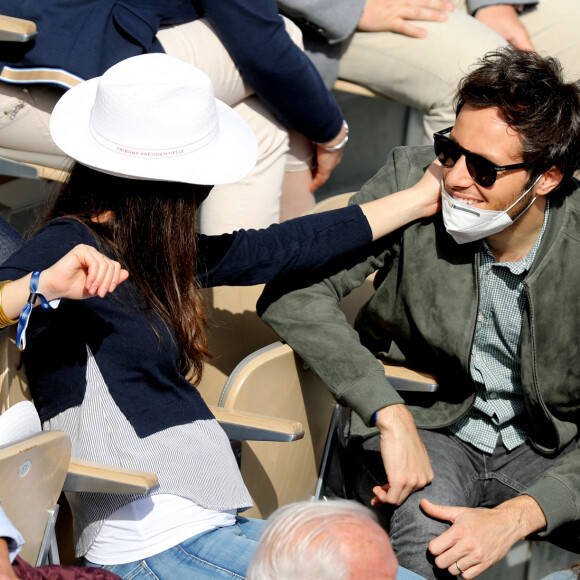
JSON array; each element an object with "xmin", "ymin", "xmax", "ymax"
[
  {"xmin": 456, "ymin": 46, "xmax": 580, "ymax": 183},
  {"xmin": 42, "ymin": 162, "xmax": 211, "ymax": 383}
]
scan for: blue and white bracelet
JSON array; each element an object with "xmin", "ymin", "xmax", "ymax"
[{"xmin": 16, "ymin": 271, "xmax": 59, "ymax": 350}]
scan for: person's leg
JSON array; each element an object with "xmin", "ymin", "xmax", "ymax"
[
  {"xmin": 350, "ymin": 429, "xmax": 481, "ymax": 580},
  {"xmin": 158, "ymin": 18, "xmax": 310, "ymax": 233},
  {"xmin": 519, "ymin": 0, "xmax": 580, "ymax": 83},
  {"xmin": 337, "ymin": 7, "xmax": 507, "ymax": 142},
  {"xmin": 280, "ymin": 130, "xmax": 314, "ymax": 221},
  {"xmin": 156, "ymin": 19, "xmax": 251, "ymax": 107},
  {"xmin": 477, "ymin": 436, "xmax": 577, "ymax": 507},
  {"xmin": 197, "ymin": 95, "xmax": 288, "ymax": 233},
  {"xmin": 87, "ymin": 517, "xmax": 263, "ymax": 580},
  {"xmin": 0, "ymin": 83, "xmax": 64, "ymax": 154},
  {"xmin": 397, "ymin": 566, "xmax": 430, "ymax": 580},
  {"xmin": 351, "ymin": 428, "xmax": 577, "ymax": 580}
]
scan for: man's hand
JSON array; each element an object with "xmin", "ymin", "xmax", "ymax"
[
  {"xmin": 371, "ymin": 404, "xmax": 434, "ymax": 506},
  {"xmin": 423, "ymin": 495, "xmax": 547, "ymax": 578},
  {"xmin": 475, "ymin": 5, "xmax": 534, "ymax": 51},
  {"xmin": 358, "ymin": 0, "xmax": 454, "ymax": 37}
]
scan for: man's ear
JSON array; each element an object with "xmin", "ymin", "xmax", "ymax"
[{"xmin": 535, "ymin": 166, "xmax": 564, "ymax": 196}]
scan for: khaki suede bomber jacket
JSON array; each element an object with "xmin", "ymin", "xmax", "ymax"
[{"xmin": 259, "ymin": 146, "xmax": 580, "ymax": 538}]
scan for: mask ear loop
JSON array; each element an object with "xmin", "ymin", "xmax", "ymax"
[{"xmin": 504, "ymin": 174, "xmax": 543, "ymax": 222}]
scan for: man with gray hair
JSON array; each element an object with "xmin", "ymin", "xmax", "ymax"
[{"xmin": 247, "ymin": 500, "xmax": 424, "ymax": 579}]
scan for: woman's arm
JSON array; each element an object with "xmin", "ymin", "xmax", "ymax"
[
  {"xmin": 0, "ymin": 244, "xmax": 128, "ymax": 321},
  {"xmin": 360, "ymin": 161, "xmax": 441, "ymax": 240},
  {"xmin": 198, "ymin": 162, "xmax": 441, "ymax": 287}
]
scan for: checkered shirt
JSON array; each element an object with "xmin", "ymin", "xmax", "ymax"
[{"xmin": 449, "ymin": 202, "xmax": 549, "ymax": 454}]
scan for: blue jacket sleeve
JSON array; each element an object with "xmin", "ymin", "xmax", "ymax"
[
  {"xmin": 0, "ymin": 208, "xmax": 372, "ymax": 291},
  {"xmin": 0, "ymin": 507, "xmax": 24, "ymax": 564},
  {"xmin": 196, "ymin": 204, "xmax": 372, "ymax": 287},
  {"xmin": 198, "ymin": 0, "xmax": 344, "ymax": 143}
]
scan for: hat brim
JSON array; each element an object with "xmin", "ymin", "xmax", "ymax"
[{"xmin": 50, "ymin": 77, "xmax": 258, "ymax": 185}]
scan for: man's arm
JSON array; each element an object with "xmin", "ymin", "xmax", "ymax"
[
  {"xmin": 260, "ymin": 146, "xmax": 439, "ymax": 505},
  {"xmin": 419, "ymin": 441, "xmax": 580, "ymax": 577}
]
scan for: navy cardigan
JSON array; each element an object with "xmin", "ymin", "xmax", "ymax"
[
  {"xmin": 0, "ymin": 0, "xmax": 343, "ymax": 143},
  {"xmin": 0, "ymin": 206, "xmax": 371, "ymax": 437}
]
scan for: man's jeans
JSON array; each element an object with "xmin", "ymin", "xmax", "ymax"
[
  {"xmin": 350, "ymin": 429, "xmax": 577, "ymax": 580},
  {"xmin": 83, "ymin": 516, "xmax": 263, "ymax": 579}
]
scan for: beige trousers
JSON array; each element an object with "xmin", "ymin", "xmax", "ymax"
[
  {"xmin": 0, "ymin": 17, "xmax": 311, "ymax": 234},
  {"xmin": 338, "ymin": 0, "xmax": 580, "ymax": 142}
]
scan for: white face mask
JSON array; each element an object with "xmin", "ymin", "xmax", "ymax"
[{"xmin": 441, "ymin": 175, "xmax": 542, "ymax": 244}]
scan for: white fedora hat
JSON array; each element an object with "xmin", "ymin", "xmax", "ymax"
[{"xmin": 50, "ymin": 53, "xmax": 258, "ymax": 185}]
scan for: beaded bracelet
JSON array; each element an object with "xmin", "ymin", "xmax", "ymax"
[
  {"xmin": 0, "ymin": 280, "xmax": 18, "ymax": 328},
  {"xmin": 16, "ymin": 271, "xmax": 55, "ymax": 351}
]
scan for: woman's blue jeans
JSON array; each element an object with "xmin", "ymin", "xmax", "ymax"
[{"xmin": 83, "ymin": 516, "xmax": 263, "ymax": 579}]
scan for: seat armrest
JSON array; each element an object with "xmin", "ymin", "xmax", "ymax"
[
  {"xmin": 382, "ymin": 362, "xmax": 439, "ymax": 392},
  {"xmin": 0, "ymin": 15, "xmax": 37, "ymax": 42},
  {"xmin": 210, "ymin": 405, "xmax": 304, "ymax": 442},
  {"xmin": 63, "ymin": 458, "xmax": 159, "ymax": 495}
]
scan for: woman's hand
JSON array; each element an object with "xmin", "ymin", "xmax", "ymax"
[
  {"xmin": 408, "ymin": 160, "xmax": 443, "ymax": 218},
  {"xmin": 1, "ymin": 245, "xmax": 129, "ymax": 321},
  {"xmin": 39, "ymin": 244, "xmax": 129, "ymax": 301},
  {"xmin": 361, "ymin": 161, "xmax": 442, "ymax": 241}
]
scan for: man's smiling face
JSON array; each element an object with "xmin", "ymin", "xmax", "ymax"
[{"xmin": 441, "ymin": 104, "xmax": 534, "ymax": 219}]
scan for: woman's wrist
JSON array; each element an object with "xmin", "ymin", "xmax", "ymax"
[
  {"xmin": 0, "ymin": 275, "xmax": 32, "ymax": 321},
  {"xmin": 394, "ymin": 187, "xmax": 434, "ymax": 221},
  {"xmin": 317, "ymin": 120, "xmax": 349, "ymax": 152},
  {"xmin": 36, "ymin": 269, "xmax": 60, "ymax": 303}
]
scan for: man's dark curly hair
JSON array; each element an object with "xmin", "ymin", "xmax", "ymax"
[{"xmin": 456, "ymin": 46, "xmax": 580, "ymax": 184}]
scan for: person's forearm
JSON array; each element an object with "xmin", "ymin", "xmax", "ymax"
[
  {"xmin": 0, "ymin": 274, "xmax": 34, "ymax": 321},
  {"xmin": 0, "ymin": 245, "xmax": 129, "ymax": 323},
  {"xmin": 361, "ymin": 189, "xmax": 430, "ymax": 241},
  {"xmin": 1, "ymin": 269, "xmax": 65, "ymax": 321},
  {"xmin": 494, "ymin": 494, "xmax": 547, "ymax": 539}
]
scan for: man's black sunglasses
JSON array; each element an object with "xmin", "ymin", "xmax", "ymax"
[{"xmin": 433, "ymin": 127, "xmax": 530, "ymax": 187}]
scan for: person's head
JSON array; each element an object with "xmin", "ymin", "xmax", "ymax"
[
  {"xmin": 246, "ymin": 500, "xmax": 398, "ymax": 580},
  {"xmin": 434, "ymin": 47, "xmax": 580, "ymax": 229},
  {"xmin": 44, "ymin": 53, "xmax": 259, "ymax": 381}
]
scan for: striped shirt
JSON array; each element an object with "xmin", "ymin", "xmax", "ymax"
[
  {"xmin": 45, "ymin": 347, "xmax": 252, "ymax": 557},
  {"xmin": 450, "ymin": 202, "xmax": 549, "ymax": 454}
]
